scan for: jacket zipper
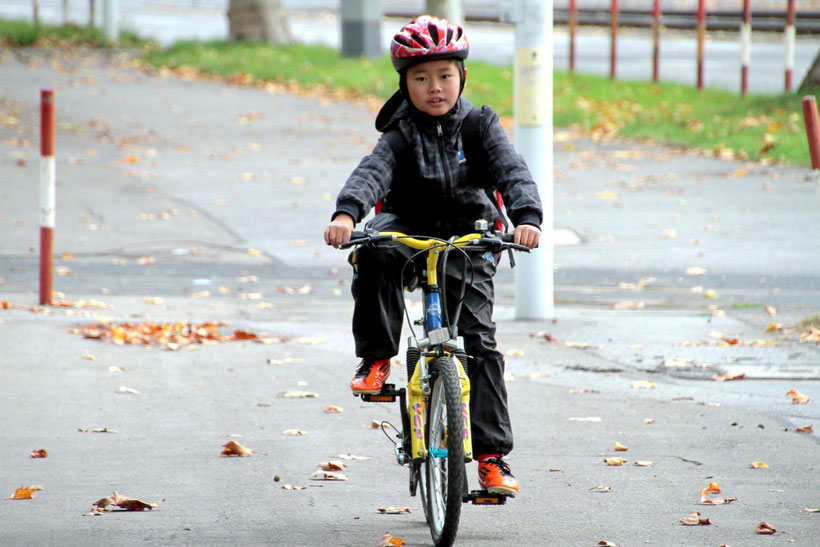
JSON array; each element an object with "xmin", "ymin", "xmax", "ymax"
[{"xmin": 436, "ymin": 122, "xmax": 456, "ymax": 205}]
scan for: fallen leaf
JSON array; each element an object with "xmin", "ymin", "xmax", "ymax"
[
  {"xmin": 278, "ymin": 391, "xmax": 318, "ymax": 399},
  {"xmin": 749, "ymin": 461, "xmax": 768, "ymax": 469},
  {"xmin": 803, "ymin": 508, "xmax": 819, "ymax": 513},
  {"xmin": 504, "ymin": 348, "xmax": 524, "ymax": 356},
  {"xmin": 377, "ymin": 506, "xmax": 411, "ymax": 514},
  {"xmin": 700, "ymin": 496, "xmax": 736, "ymax": 505},
  {"xmin": 116, "ymin": 386, "xmax": 141, "ymax": 395},
  {"xmin": 296, "ymin": 337, "xmax": 325, "ymax": 345},
  {"xmin": 644, "ymin": 418, "xmax": 655, "ymax": 424},
  {"xmin": 707, "ymin": 482, "xmax": 721, "ymax": 493},
  {"xmin": 310, "ymin": 470, "xmax": 347, "ymax": 481},
  {"xmin": 323, "ymin": 405, "xmax": 344, "ymax": 413},
  {"xmin": 82, "ymin": 353, "xmax": 96, "ymax": 360},
  {"xmin": 787, "ymin": 390, "xmax": 809, "ymax": 404},
  {"xmin": 613, "ymin": 442, "xmax": 629, "ymax": 452},
  {"xmin": 281, "ymin": 429, "xmax": 308, "ymax": 436},
  {"xmin": 680, "ymin": 511, "xmax": 711, "ymax": 526},
  {"xmin": 795, "ymin": 424, "xmax": 813, "ymax": 433},
  {"xmin": 91, "ymin": 491, "xmax": 164, "ymax": 512},
  {"xmin": 221, "ymin": 440, "xmax": 252, "ymax": 457},
  {"xmin": 78, "ymin": 427, "xmax": 118, "ymax": 433},
  {"xmin": 755, "ymin": 521, "xmax": 776, "ymax": 535},
  {"xmin": 337, "ymin": 453, "xmax": 371, "ymax": 460},
  {"xmin": 569, "ymin": 417, "xmax": 602, "ymax": 423},
  {"xmin": 685, "ymin": 266, "xmax": 707, "ymax": 276},
  {"xmin": 597, "ymin": 542, "xmax": 618, "ymax": 547},
  {"xmin": 631, "ymin": 380, "xmax": 656, "ymax": 390},
  {"xmin": 381, "ymin": 533, "xmax": 404, "ymax": 546},
  {"xmin": 10, "ymin": 485, "xmax": 44, "ymax": 499},
  {"xmin": 764, "ymin": 305, "xmax": 777, "ymax": 316},
  {"xmin": 604, "ymin": 457, "xmax": 627, "ymax": 466},
  {"xmin": 282, "ymin": 484, "xmax": 307, "ymax": 490},
  {"xmin": 596, "ymin": 190, "xmax": 618, "ymax": 201},
  {"xmin": 634, "ymin": 461, "xmax": 653, "ymax": 467},
  {"xmin": 142, "ymin": 296, "xmax": 163, "ymax": 305},
  {"xmin": 319, "ymin": 461, "xmax": 346, "ymax": 471},
  {"xmin": 589, "ymin": 485, "xmax": 612, "ymax": 493},
  {"xmin": 30, "ymin": 448, "xmax": 48, "ymax": 458},
  {"xmin": 704, "ymin": 289, "xmax": 717, "ymax": 299},
  {"xmin": 611, "ymin": 300, "xmax": 645, "ymax": 310},
  {"xmin": 247, "ymin": 248, "xmax": 263, "ymax": 257},
  {"xmin": 711, "ymin": 372, "xmax": 745, "ymax": 382}
]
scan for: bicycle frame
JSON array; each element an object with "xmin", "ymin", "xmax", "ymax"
[{"xmin": 376, "ymin": 231, "xmax": 479, "ymax": 463}]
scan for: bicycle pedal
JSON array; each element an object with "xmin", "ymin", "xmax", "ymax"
[
  {"xmin": 360, "ymin": 384, "xmax": 399, "ymax": 403},
  {"xmin": 465, "ymin": 490, "xmax": 509, "ymax": 505}
]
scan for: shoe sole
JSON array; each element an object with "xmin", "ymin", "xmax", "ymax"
[
  {"xmin": 485, "ymin": 486, "xmax": 517, "ymax": 497},
  {"xmin": 352, "ymin": 389, "xmax": 382, "ymax": 395}
]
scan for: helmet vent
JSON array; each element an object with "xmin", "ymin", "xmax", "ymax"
[
  {"xmin": 446, "ymin": 28, "xmax": 453, "ymax": 44},
  {"xmin": 427, "ymin": 24, "xmax": 440, "ymax": 45}
]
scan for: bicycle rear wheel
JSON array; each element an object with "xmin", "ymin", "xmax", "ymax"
[{"xmin": 418, "ymin": 357, "xmax": 465, "ymax": 547}]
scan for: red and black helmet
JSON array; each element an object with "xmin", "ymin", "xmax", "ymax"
[{"xmin": 390, "ymin": 15, "xmax": 469, "ymax": 72}]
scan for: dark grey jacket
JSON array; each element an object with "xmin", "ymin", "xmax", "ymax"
[{"xmin": 333, "ymin": 96, "xmax": 543, "ymax": 237}]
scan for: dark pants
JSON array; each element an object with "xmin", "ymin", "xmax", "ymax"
[{"xmin": 349, "ymin": 214, "xmax": 513, "ymax": 457}]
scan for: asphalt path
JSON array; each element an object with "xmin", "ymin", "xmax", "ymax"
[{"xmin": 1, "ymin": 49, "xmax": 819, "ymax": 545}]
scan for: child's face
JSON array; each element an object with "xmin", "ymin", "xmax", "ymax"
[{"xmin": 405, "ymin": 59, "xmax": 461, "ymax": 117}]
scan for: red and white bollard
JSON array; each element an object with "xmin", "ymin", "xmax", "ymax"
[
  {"xmin": 740, "ymin": 0, "xmax": 751, "ymax": 96},
  {"xmin": 652, "ymin": 0, "xmax": 661, "ymax": 82},
  {"xmin": 785, "ymin": 0, "xmax": 796, "ymax": 92},
  {"xmin": 39, "ymin": 90, "xmax": 55, "ymax": 306},
  {"xmin": 609, "ymin": 0, "xmax": 618, "ymax": 79},
  {"xmin": 568, "ymin": 0, "xmax": 577, "ymax": 73},
  {"xmin": 696, "ymin": 0, "xmax": 706, "ymax": 90},
  {"xmin": 802, "ymin": 96, "xmax": 820, "ymax": 170}
]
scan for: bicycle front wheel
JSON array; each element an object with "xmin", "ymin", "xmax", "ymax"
[{"xmin": 419, "ymin": 356, "xmax": 465, "ymax": 547}]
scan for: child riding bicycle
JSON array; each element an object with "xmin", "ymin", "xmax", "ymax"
[{"xmin": 323, "ymin": 15, "xmax": 543, "ymax": 496}]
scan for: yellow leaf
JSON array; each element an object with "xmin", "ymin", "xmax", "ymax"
[
  {"xmin": 281, "ymin": 429, "xmax": 308, "ymax": 436},
  {"xmin": 381, "ymin": 533, "xmax": 404, "ymax": 546},
  {"xmin": 612, "ymin": 442, "xmax": 629, "ymax": 452},
  {"xmin": 310, "ymin": 470, "xmax": 347, "ymax": 481},
  {"xmin": 634, "ymin": 461, "xmax": 653, "ymax": 467},
  {"xmin": 319, "ymin": 461, "xmax": 346, "ymax": 471},
  {"xmin": 631, "ymin": 380, "xmax": 656, "ymax": 390},
  {"xmin": 680, "ymin": 511, "xmax": 711, "ymax": 526},
  {"xmin": 787, "ymin": 389, "xmax": 809, "ymax": 404},
  {"xmin": 756, "ymin": 521, "xmax": 776, "ymax": 535},
  {"xmin": 749, "ymin": 461, "xmax": 768, "ymax": 469},
  {"xmin": 247, "ymin": 248, "xmax": 263, "ymax": 257},
  {"xmin": 377, "ymin": 507, "xmax": 411, "ymax": 514},
  {"xmin": 685, "ymin": 266, "xmax": 707, "ymax": 276},
  {"xmin": 10, "ymin": 485, "xmax": 44, "ymax": 499},
  {"xmin": 323, "ymin": 405, "xmax": 344, "ymax": 413},
  {"xmin": 604, "ymin": 457, "xmax": 627, "ymax": 466},
  {"xmin": 221, "ymin": 440, "xmax": 252, "ymax": 457},
  {"xmin": 596, "ymin": 190, "xmax": 618, "ymax": 201}
]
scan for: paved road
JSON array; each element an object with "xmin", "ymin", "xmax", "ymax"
[
  {"xmin": 1, "ymin": 48, "xmax": 818, "ymax": 545},
  {"xmin": 0, "ymin": 0, "xmax": 816, "ymax": 94}
]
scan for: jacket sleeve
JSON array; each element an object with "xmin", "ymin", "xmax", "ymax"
[
  {"xmin": 332, "ymin": 137, "xmax": 397, "ymax": 223},
  {"xmin": 480, "ymin": 105, "xmax": 544, "ymax": 229}
]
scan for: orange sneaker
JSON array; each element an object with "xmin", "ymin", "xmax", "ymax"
[
  {"xmin": 350, "ymin": 359, "xmax": 391, "ymax": 395},
  {"xmin": 478, "ymin": 456, "xmax": 519, "ymax": 497}
]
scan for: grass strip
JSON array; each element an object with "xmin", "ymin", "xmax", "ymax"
[{"xmin": 2, "ymin": 19, "xmax": 816, "ymax": 165}]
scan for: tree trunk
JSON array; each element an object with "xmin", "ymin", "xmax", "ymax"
[{"xmin": 228, "ymin": 0, "xmax": 292, "ymax": 45}]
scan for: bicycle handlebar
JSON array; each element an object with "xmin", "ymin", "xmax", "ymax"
[{"xmin": 339, "ymin": 230, "xmax": 532, "ymax": 253}]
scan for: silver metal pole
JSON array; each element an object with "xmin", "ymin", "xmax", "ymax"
[
  {"xmin": 513, "ymin": 0, "xmax": 553, "ymax": 319},
  {"xmin": 426, "ymin": 0, "xmax": 464, "ymax": 24},
  {"xmin": 340, "ymin": 0, "xmax": 381, "ymax": 57},
  {"xmin": 103, "ymin": 0, "xmax": 119, "ymax": 41}
]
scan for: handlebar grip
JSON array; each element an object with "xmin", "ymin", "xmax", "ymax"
[
  {"xmin": 501, "ymin": 233, "xmax": 515, "ymax": 243},
  {"xmin": 350, "ymin": 231, "xmax": 368, "ymax": 240}
]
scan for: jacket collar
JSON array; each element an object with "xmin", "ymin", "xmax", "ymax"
[{"xmin": 376, "ymin": 92, "xmax": 473, "ymax": 136}]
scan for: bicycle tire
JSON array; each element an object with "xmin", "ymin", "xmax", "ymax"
[{"xmin": 418, "ymin": 356, "xmax": 465, "ymax": 547}]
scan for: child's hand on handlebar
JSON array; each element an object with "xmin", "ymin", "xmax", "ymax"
[
  {"xmin": 324, "ymin": 213, "xmax": 355, "ymax": 248},
  {"xmin": 514, "ymin": 224, "xmax": 541, "ymax": 249}
]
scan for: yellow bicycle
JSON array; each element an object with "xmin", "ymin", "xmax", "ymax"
[{"xmin": 340, "ymin": 220, "xmax": 530, "ymax": 546}]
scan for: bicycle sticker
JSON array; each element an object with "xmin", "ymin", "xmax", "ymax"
[
  {"xmin": 482, "ymin": 251, "xmax": 496, "ymax": 266},
  {"xmin": 412, "ymin": 402, "xmax": 425, "ymax": 440},
  {"xmin": 461, "ymin": 402, "xmax": 470, "ymax": 440}
]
